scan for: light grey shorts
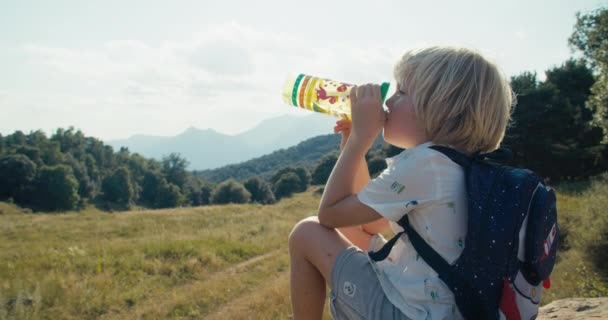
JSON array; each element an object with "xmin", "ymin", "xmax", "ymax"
[{"xmin": 329, "ymin": 246, "xmax": 412, "ymax": 320}]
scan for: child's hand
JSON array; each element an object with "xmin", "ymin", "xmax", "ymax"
[
  {"xmin": 333, "ymin": 119, "xmax": 351, "ymax": 151},
  {"xmin": 349, "ymin": 84, "xmax": 385, "ymax": 150}
]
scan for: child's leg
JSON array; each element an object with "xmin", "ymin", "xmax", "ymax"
[
  {"xmin": 338, "ymin": 226, "xmax": 373, "ymax": 251},
  {"xmin": 289, "ymin": 216, "xmax": 353, "ymax": 319}
]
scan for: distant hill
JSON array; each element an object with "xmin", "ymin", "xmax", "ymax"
[
  {"xmin": 195, "ymin": 133, "xmax": 385, "ymax": 183},
  {"xmin": 107, "ymin": 114, "xmax": 337, "ymax": 170}
]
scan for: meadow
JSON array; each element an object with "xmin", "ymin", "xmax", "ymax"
[{"xmin": 0, "ymin": 176, "xmax": 607, "ymax": 320}]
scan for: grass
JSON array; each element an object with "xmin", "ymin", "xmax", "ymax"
[
  {"xmin": 542, "ymin": 173, "xmax": 608, "ymax": 303},
  {"xmin": 0, "ymin": 190, "xmax": 325, "ymax": 320},
  {"xmin": 0, "ymin": 176, "xmax": 607, "ymax": 319}
]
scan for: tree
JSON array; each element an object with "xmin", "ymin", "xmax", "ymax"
[
  {"xmin": 243, "ymin": 176, "xmax": 276, "ymax": 204},
  {"xmin": 35, "ymin": 165, "xmax": 80, "ymax": 211},
  {"xmin": 505, "ymin": 60, "xmax": 606, "ymax": 180},
  {"xmin": 140, "ymin": 170, "xmax": 165, "ymax": 207},
  {"xmin": 85, "ymin": 137, "xmax": 109, "ymax": 169},
  {"xmin": 5, "ymin": 131, "xmax": 26, "ymax": 147},
  {"xmin": 0, "ymin": 154, "xmax": 37, "ymax": 203},
  {"xmin": 101, "ymin": 166, "xmax": 135, "ymax": 206},
  {"xmin": 271, "ymin": 166, "xmax": 310, "ymax": 192},
  {"xmin": 64, "ymin": 154, "xmax": 94, "ymax": 199},
  {"xmin": 40, "ymin": 140, "xmax": 64, "ymax": 166},
  {"xmin": 102, "ymin": 145, "xmax": 115, "ymax": 170},
  {"xmin": 26, "ymin": 130, "xmax": 48, "ymax": 147},
  {"xmin": 211, "ymin": 179, "xmax": 251, "ymax": 204},
  {"xmin": 367, "ymin": 157, "xmax": 387, "ymax": 178},
  {"xmin": 125, "ymin": 153, "xmax": 148, "ymax": 200},
  {"xmin": 183, "ymin": 176, "xmax": 211, "ymax": 206},
  {"xmin": 570, "ymin": 7, "xmax": 608, "ymax": 137},
  {"xmin": 139, "ymin": 170, "xmax": 184, "ymax": 208},
  {"xmin": 199, "ymin": 183, "xmax": 213, "ymax": 206},
  {"xmin": 83, "ymin": 154, "xmax": 101, "ymax": 195},
  {"xmin": 155, "ymin": 182, "xmax": 185, "ymax": 208},
  {"xmin": 15, "ymin": 146, "xmax": 43, "ymax": 166},
  {"xmin": 510, "ymin": 71, "xmax": 538, "ymax": 95},
  {"xmin": 383, "ymin": 144, "xmax": 405, "ymax": 158},
  {"xmin": 162, "ymin": 153, "xmax": 189, "ymax": 191},
  {"xmin": 273, "ymin": 172, "xmax": 301, "ymax": 200},
  {"xmin": 311, "ymin": 153, "xmax": 338, "ymax": 185},
  {"xmin": 51, "ymin": 127, "xmax": 86, "ymax": 159}
]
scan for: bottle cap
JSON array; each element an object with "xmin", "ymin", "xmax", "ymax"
[{"xmin": 380, "ymin": 82, "xmax": 390, "ymax": 103}]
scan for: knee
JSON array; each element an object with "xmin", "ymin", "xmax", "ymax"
[{"xmin": 288, "ymin": 216, "xmax": 320, "ymax": 252}]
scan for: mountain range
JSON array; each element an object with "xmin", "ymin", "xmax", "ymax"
[
  {"xmin": 195, "ymin": 132, "xmax": 385, "ymax": 183},
  {"xmin": 107, "ymin": 114, "xmax": 337, "ymax": 170}
]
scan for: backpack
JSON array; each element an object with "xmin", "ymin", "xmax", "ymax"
[{"xmin": 368, "ymin": 146, "xmax": 559, "ymax": 320}]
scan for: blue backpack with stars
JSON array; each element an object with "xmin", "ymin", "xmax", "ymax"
[{"xmin": 369, "ymin": 146, "xmax": 559, "ymax": 320}]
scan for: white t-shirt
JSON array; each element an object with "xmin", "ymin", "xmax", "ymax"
[{"xmin": 357, "ymin": 142, "xmax": 467, "ymax": 320}]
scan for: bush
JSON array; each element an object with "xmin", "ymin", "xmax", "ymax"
[
  {"xmin": 0, "ymin": 154, "xmax": 37, "ymax": 203},
  {"xmin": 188, "ymin": 182, "xmax": 214, "ymax": 206},
  {"xmin": 544, "ymin": 173, "xmax": 608, "ymax": 302},
  {"xmin": 383, "ymin": 144, "xmax": 405, "ymax": 158},
  {"xmin": 211, "ymin": 179, "xmax": 251, "ymax": 204},
  {"xmin": 271, "ymin": 167, "xmax": 309, "ymax": 192},
  {"xmin": 199, "ymin": 183, "xmax": 213, "ymax": 205},
  {"xmin": 35, "ymin": 165, "xmax": 80, "ymax": 211},
  {"xmin": 273, "ymin": 172, "xmax": 301, "ymax": 200},
  {"xmin": 367, "ymin": 157, "xmax": 387, "ymax": 178},
  {"xmin": 183, "ymin": 177, "xmax": 211, "ymax": 206},
  {"xmin": 582, "ymin": 173, "xmax": 608, "ymax": 276},
  {"xmin": 140, "ymin": 170, "xmax": 164, "ymax": 207},
  {"xmin": 155, "ymin": 182, "xmax": 185, "ymax": 208},
  {"xmin": 243, "ymin": 176, "xmax": 275, "ymax": 204},
  {"xmin": 311, "ymin": 153, "xmax": 338, "ymax": 185},
  {"xmin": 101, "ymin": 166, "xmax": 135, "ymax": 206},
  {"xmin": 140, "ymin": 170, "xmax": 185, "ymax": 208}
]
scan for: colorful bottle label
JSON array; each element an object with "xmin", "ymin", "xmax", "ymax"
[{"xmin": 282, "ymin": 73, "xmax": 389, "ymax": 120}]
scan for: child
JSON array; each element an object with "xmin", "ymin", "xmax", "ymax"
[{"xmin": 288, "ymin": 46, "xmax": 514, "ymax": 319}]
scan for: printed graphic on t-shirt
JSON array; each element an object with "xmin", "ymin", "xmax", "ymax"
[
  {"xmin": 343, "ymin": 281, "xmax": 356, "ymax": 298},
  {"xmin": 405, "ymin": 200, "xmax": 419, "ymax": 208},
  {"xmin": 430, "ymin": 291, "xmax": 440, "ymax": 301},
  {"xmin": 447, "ymin": 202, "xmax": 456, "ymax": 214},
  {"xmin": 390, "ymin": 181, "xmax": 405, "ymax": 194}
]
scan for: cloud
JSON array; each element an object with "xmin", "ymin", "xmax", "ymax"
[
  {"xmin": 189, "ymin": 41, "xmax": 254, "ymax": 75},
  {"xmin": 14, "ymin": 21, "xmax": 401, "ymax": 139},
  {"xmin": 515, "ymin": 31, "xmax": 528, "ymax": 40}
]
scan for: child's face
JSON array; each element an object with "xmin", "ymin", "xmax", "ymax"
[{"xmin": 382, "ymin": 85, "xmax": 428, "ymax": 149}]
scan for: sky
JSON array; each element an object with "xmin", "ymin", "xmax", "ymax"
[{"xmin": 1, "ymin": 0, "xmax": 606, "ymax": 141}]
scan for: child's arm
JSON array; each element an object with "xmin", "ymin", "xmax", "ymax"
[
  {"xmin": 334, "ymin": 119, "xmax": 391, "ymax": 235},
  {"xmin": 334, "ymin": 119, "xmax": 370, "ymax": 194},
  {"xmin": 318, "ymin": 84, "xmax": 386, "ymax": 228},
  {"xmin": 361, "ymin": 218, "xmax": 390, "ymax": 235}
]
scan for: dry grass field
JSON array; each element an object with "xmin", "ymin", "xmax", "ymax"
[{"xmin": 1, "ymin": 176, "xmax": 607, "ymax": 319}]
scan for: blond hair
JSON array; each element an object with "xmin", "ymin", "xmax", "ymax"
[{"xmin": 394, "ymin": 46, "xmax": 514, "ymax": 154}]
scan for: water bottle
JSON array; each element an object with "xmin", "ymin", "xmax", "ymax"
[{"xmin": 282, "ymin": 73, "xmax": 390, "ymax": 120}]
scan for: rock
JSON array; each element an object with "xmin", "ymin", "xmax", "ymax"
[{"xmin": 538, "ymin": 297, "xmax": 608, "ymax": 319}]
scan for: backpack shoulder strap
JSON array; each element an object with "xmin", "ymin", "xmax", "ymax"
[
  {"xmin": 429, "ymin": 145, "xmax": 513, "ymax": 164},
  {"xmin": 398, "ymin": 214, "xmax": 452, "ymax": 276},
  {"xmin": 368, "ymin": 215, "xmax": 452, "ymax": 278},
  {"xmin": 429, "ymin": 145, "xmax": 472, "ymax": 167}
]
